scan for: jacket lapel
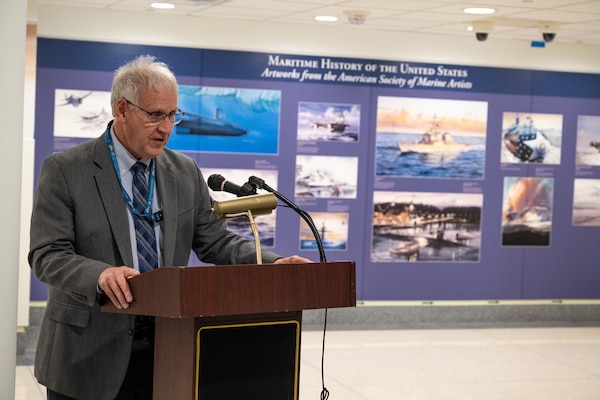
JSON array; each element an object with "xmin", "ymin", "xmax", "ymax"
[
  {"xmin": 93, "ymin": 135, "xmax": 134, "ymax": 267},
  {"xmin": 156, "ymin": 156, "xmax": 178, "ymax": 266}
]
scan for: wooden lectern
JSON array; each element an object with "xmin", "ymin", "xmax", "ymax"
[{"xmin": 101, "ymin": 261, "xmax": 356, "ymax": 400}]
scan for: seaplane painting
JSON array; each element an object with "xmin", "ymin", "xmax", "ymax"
[
  {"xmin": 53, "ymin": 89, "xmax": 112, "ymax": 138},
  {"xmin": 375, "ymin": 96, "xmax": 488, "ymax": 179},
  {"xmin": 56, "ymin": 91, "xmax": 93, "ymax": 107},
  {"xmin": 297, "ymin": 101, "xmax": 360, "ymax": 142},
  {"xmin": 371, "ymin": 190, "xmax": 483, "ymax": 263}
]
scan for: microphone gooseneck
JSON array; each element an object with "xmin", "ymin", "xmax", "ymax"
[{"xmin": 248, "ymin": 176, "xmax": 326, "ymax": 263}]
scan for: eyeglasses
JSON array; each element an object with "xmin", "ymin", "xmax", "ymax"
[{"xmin": 125, "ymin": 99, "xmax": 185, "ymax": 126}]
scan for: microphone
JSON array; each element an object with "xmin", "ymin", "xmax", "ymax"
[
  {"xmin": 207, "ymin": 174, "xmax": 256, "ymax": 197},
  {"xmin": 212, "ymin": 193, "xmax": 277, "ymax": 219},
  {"xmin": 248, "ymin": 175, "xmax": 268, "ymax": 190}
]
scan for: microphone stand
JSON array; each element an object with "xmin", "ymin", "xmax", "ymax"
[
  {"xmin": 211, "ymin": 193, "xmax": 278, "ymax": 264},
  {"xmin": 218, "ymin": 210, "xmax": 263, "ymax": 264},
  {"xmin": 247, "ymin": 210, "xmax": 263, "ymax": 264},
  {"xmin": 214, "ymin": 210, "xmax": 262, "ymax": 264}
]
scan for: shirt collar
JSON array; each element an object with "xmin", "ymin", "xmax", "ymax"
[{"xmin": 110, "ymin": 125, "xmax": 151, "ymax": 174}]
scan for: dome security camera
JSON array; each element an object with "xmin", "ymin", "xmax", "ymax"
[
  {"xmin": 539, "ymin": 22, "xmax": 559, "ymax": 43},
  {"xmin": 475, "ymin": 32, "xmax": 489, "ymax": 42},
  {"xmin": 472, "ymin": 21, "xmax": 493, "ymax": 42},
  {"xmin": 344, "ymin": 10, "xmax": 369, "ymax": 25},
  {"xmin": 542, "ymin": 32, "xmax": 556, "ymax": 43}
]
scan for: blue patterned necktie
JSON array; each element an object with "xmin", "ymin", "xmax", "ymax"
[{"xmin": 131, "ymin": 161, "xmax": 158, "ymax": 273}]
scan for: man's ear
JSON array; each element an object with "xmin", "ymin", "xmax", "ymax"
[{"xmin": 115, "ymin": 98, "xmax": 128, "ymax": 121}]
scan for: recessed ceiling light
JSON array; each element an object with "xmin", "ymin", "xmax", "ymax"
[
  {"xmin": 151, "ymin": 2, "xmax": 175, "ymax": 9},
  {"xmin": 315, "ymin": 15, "xmax": 338, "ymax": 22},
  {"xmin": 464, "ymin": 7, "xmax": 496, "ymax": 15}
]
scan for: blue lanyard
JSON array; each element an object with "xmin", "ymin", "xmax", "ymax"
[{"xmin": 104, "ymin": 128, "xmax": 163, "ymax": 222}]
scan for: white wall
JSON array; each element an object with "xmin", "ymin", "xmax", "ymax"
[{"xmin": 2, "ymin": 1, "xmax": 27, "ymax": 398}]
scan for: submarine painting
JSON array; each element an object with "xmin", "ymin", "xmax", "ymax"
[
  {"xmin": 371, "ymin": 190, "xmax": 482, "ymax": 263},
  {"xmin": 168, "ymin": 85, "xmax": 281, "ymax": 154},
  {"xmin": 502, "ymin": 177, "xmax": 554, "ymax": 246}
]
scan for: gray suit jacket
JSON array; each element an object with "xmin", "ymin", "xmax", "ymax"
[{"xmin": 29, "ymin": 126, "xmax": 280, "ymax": 399}]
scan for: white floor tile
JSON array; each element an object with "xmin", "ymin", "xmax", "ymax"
[
  {"xmin": 15, "ymin": 366, "xmax": 45, "ymax": 400},
  {"xmin": 15, "ymin": 327, "xmax": 600, "ymax": 400}
]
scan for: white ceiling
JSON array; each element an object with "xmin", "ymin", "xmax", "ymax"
[{"xmin": 37, "ymin": 0, "xmax": 600, "ymax": 45}]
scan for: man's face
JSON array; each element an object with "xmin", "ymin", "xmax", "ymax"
[{"xmin": 115, "ymin": 86, "xmax": 178, "ymax": 159}]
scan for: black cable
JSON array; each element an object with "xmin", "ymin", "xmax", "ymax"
[
  {"xmin": 247, "ymin": 176, "xmax": 330, "ymax": 399},
  {"xmin": 320, "ymin": 308, "xmax": 329, "ymax": 400}
]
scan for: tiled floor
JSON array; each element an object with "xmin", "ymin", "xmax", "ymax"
[{"xmin": 15, "ymin": 327, "xmax": 600, "ymax": 400}]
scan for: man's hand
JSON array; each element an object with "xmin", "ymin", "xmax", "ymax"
[
  {"xmin": 274, "ymin": 255, "xmax": 312, "ymax": 264},
  {"xmin": 98, "ymin": 266, "xmax": 140, "ymax": 309}
]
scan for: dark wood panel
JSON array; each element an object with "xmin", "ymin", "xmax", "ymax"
[{"xmin": 102, "ymin": 261, "xmax": 356, "ymax": 317}]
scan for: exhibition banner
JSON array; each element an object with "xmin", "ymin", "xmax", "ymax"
[{"xmin": 32, "ymin": 38, "xmax": 600, "ymax": 301}]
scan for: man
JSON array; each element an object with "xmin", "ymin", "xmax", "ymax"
[{"xmin": 29, "ymin": 55, "xmax": 309, "ymax": 400}]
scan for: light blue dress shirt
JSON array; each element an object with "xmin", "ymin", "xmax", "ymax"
[{"xmin": 109, "ymin": 126, "xmax": 163, "ymax": 270}]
